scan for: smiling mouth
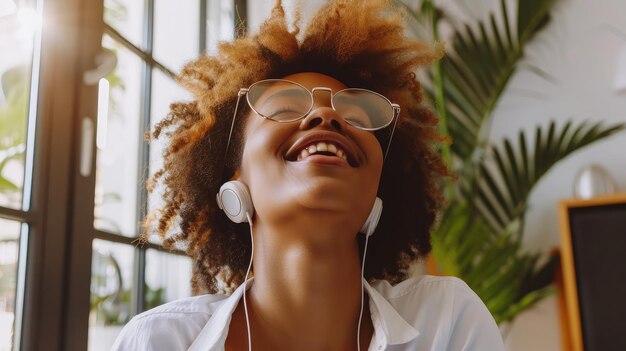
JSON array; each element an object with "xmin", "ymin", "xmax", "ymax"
[
  {"xmin": 285, "ymin": 132, "xmax": 361, "ymax": 167},
  {"xmin": 286, "ymin": 140, "xmax": 358, "ymax": 167},
  {"xmin": 296, "ymin": 141, "xmax": 347, "ymax": 161}
]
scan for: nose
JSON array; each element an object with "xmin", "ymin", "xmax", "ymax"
[
  {"xmin": 299, "ymin": 87, "xmax": 347, "ymax": 132},
  {"xmin": 299, "ymin": 107, "xmax": 346, "ymax": 132}
]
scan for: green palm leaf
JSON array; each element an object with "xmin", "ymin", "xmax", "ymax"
[
  {"xmin": 400, "ymin": 0, "xmax": 626, "ymax": 327},
  {"xmin": 431, "ymin": 201, "xmax": 493, "ymax": 277},
  {"xmin": 402, "ymin": 0, "xmax": 556, "ymax": 162},
  {"xmin": 433, "ymin": 205, "xmax": 560, "ymax": 324},
  {"xmin": 445, "ymin": 0, "xmax": 556, "ymax": 161},
  {"xmin": 473, "ymin": 121, "xmax": 625, "ymax": 233}
]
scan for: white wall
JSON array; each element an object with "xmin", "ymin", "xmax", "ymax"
[
  {"xmin": 247, "ymin": 1, "xmax": 626, "ymax": 350},
  {"xmin": 492, "ymin": 0, "xmax": 626, "ymax": 348},
  {"xmin": 491, "ymin": 0, "xmax": 626, "ymax": 253}
]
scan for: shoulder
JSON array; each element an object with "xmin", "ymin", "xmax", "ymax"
[
  {"xmin": 371, "ymin": 275, "xmax": 475, "ymax": 321},
  {"xmin": 371, "ymin": 275, "xmax": 473, "ymax": 307},
  {"xmin": 111, "ymin": 293, "xmax": 227, "ymax": 351},
  {"xmin": 372, "ymin": 274, "xmax": 466, "ymax": 296},
  {"xmin": 372, "ymin": 275, "xmax": 505, "ymax": 350}
]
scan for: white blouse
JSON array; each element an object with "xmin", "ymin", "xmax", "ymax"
[{"xmin": 111, "ymin": 275, "xmax": 505, "ymax": 350}]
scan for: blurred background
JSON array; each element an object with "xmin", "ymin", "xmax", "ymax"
[{"xmin": 0, "ymin": 0, "xmax": 624, "ymax": 350}]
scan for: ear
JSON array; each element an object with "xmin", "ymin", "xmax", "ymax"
[{"xmin": 231, "ymin": 168, "xmax": 241, "ymax": 180}]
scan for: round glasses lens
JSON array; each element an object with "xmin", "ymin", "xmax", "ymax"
[
  {"xmin": 333, "ymin": 89, "xmax": 394, "ymax": 130},
  {"xmin": 247, "ymin": 80, "xmax": 312, "ymax": 122}
]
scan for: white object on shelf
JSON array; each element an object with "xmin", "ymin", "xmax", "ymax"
[{"xmin": 573, "ymin": 164, "xmax": 617, "ymax": 199}]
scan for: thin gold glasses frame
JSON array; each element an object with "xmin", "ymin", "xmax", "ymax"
[
  {"xmin": 225, "ymin": 79, "xmax": 400, "ymax": 162},
  {"xmin": 244, "ymin": 79, "xmax": 399, "ymax": 131}
]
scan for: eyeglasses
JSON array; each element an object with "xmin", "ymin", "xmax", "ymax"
[
  {"xmin": 226, "ymin": 79, "xmax": 401, "ymax": 159},
  {"xmin": 238, "ymin": 79, "xmax": 400, "ymax": 131}
]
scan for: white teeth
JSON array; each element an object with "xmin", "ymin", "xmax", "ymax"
[
  {"xmin": 296, "ymin": 141, "xmax": 347, "ymax": 162},
  {"xmin": 337, "ymin": 149, "xmax": 346, "ymax": 160}
]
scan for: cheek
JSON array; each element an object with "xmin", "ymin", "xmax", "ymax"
[
  {"xmin": 362, "ymin": 133, "xmax": 384, "ymax": 194},
  {"xmin": 239, "ymin": 128, "xmax": 296, "ymax": 223},
  {"xmin": 239, "ymin": 122, "xmax": 290, "ymax": 185},
  {"xmin": 362, "ymin": 133, "xmax": 384, "ymax": 172}
]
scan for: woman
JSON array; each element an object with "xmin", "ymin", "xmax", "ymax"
[{"xmin": 113, "ymin": 0, "xmax": 505, "ymax": 350}]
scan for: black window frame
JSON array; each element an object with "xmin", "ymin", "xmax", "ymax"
[{"xmin": 0, "ymin": 0, "xmax": 248, "ymax": 350}]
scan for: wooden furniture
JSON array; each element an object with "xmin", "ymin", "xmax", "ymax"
[{"xmin": 558, "ymin": 194, "xmax": 626, "ymax": 351}]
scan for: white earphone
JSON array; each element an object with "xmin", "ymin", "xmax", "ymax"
[
  {"xmin": 215, "ymin": 180, "xmax": 255, "ymax": 224},
  {"xmin": 216, "ymin": 180, "xmax": 383, "ymax": 236}
]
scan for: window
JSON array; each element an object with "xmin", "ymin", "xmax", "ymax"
[
  {"xmin": 88, "ymin": 0, "xmax": 243, "ymax": 349},
  {"xmin": 0, "ymin": 0, "xmax": 246, "ymax": 350},
  {"xmin": 0, "ymin": 0, "xmax": 42, "ymax": 349}
]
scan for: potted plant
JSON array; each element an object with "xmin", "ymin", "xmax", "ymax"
[{"xmin": 398, "ymin": 0, "xmax": 625, "ymax": 328}]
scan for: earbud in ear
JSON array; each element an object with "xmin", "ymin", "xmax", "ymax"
[
  {"xmin": 360, "ymin": 197, "xmax": 383, "ymax": 237},
  {"xmin": 216, "ymin": 180, "xmax": 254, "ymax": 223}
]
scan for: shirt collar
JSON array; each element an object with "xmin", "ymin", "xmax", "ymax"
[
  {"xmin": 364, "ymin": 278, "xmax": 420, "ymax": 346},
  {"xmin": 187, "ymin": 279, "xmax": 251, "ymax": 351},
  {"xmin": 187, "ymin": 278, "xmax": 420, "ymax": 351}
]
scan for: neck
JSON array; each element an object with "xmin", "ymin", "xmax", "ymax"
[{"xmin": 242, "ymin": 214, "xmax": 373, "ymax": 351}]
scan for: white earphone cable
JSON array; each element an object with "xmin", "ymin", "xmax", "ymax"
[
  {"xmin": 244, "ymin": 212, "xmax": 254, "ymax": 351},
  {"xmin": 242, "ymin": 213, "xmax": 371, "ymax": 351},
  {"xmin": 356, "ymin": 233, "xmax": 370, "ymax": 351}
]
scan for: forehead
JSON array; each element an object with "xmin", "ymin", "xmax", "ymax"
[{"xmin": 280, "ymin": 72, "xmax": 348, "ymax": 92}]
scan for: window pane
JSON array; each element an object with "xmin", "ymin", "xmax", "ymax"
[
  {"xmin": 0, "ymin": 4, "xmax": 39, "ymax": 210},
  {"xmin": 89, "ymin": 239, "xmax": 135, "ymax": 351},
  {"xmin": 206, "ymin": 0, "xmax": 235, "ymax": 54},
  {"xmin": 0, "ymin": 218, "xmax": 21, "ymax": 351},
  {"xmin": 93, "ymin": 35, "xmax": 143, "ymax": 237},
  {"xmin": 104, "ymin": 0, "xmax": 144, "ymax": 49},
  {"xmin": 145, "ymin": 250, "xmax": 192, "ymax": 308},
  {"xmin": 153, "ymin": 0, "xmax": 199, "ymax": 71},
  {"xmin": 146, "ymin": 69, "xmax": 191, "ymax": 245},
  {"xmin": 148, "ymin": 69, "xmax": 191, "ymax": 191}
]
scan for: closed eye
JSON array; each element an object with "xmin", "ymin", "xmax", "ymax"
[
  {"xmin": 337, "ymin": 105, "xmax": 372, "ymax": 129},
  {"xmin": 267, "ymin": 106, "xmax": 301, "ymax": 118}
]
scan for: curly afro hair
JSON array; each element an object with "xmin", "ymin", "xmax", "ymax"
[{"xmin": 143, "ymin": 0, "xmax": 449, "ymax": 295}]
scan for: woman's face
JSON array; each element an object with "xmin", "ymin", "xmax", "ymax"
[{"xmin": 238, "ymin": 72, "xmax": 383, "ymax": 233}]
